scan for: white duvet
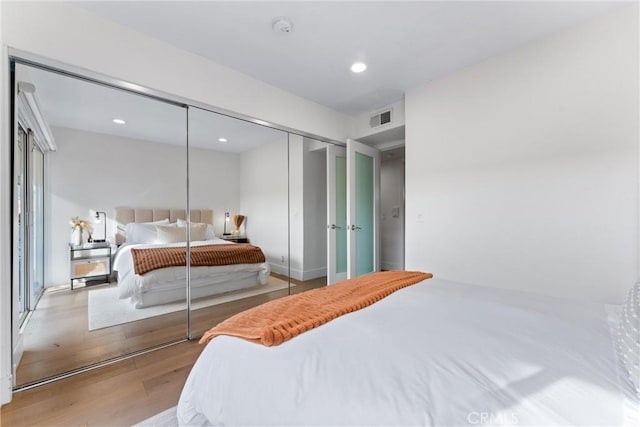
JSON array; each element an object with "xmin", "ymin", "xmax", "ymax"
[
  {"xmin": 178, "ymin": 278, "xmax": 638, "ymax": 426},
  {"xmin": 112, "ymin": 239, "xmax": 270, "ymax": 306}
]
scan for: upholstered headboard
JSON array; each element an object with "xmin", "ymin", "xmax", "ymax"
[{"xmin": 114, "ymin": 208, "xmax": 214, "ymax": 245}]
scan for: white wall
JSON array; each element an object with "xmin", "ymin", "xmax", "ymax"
[
  {"xmin": 289, "ymin": 134, "xmax": 327, "ymax": 280},
  {"xmin": 189, "ymin": 145, "xmax": 242, "ymax": 235},
  {"xmin": 240, "ymin": 137, "xmax": 289, "ymax": 275},
  {"xmin": 406, "ymin": 5, "xmax": 639, "ymax": 304},
  {"xmin": 381, "ymin": 157, "xmax": 405, "ymax": 271},
  {"xmin": 302, "ymin": 140, "xmax": 327, "ymax": 280},
  {"xmin": 1, "ymin": 2, "xmax": 350, "ymax": 143},
  {"xmin": 47, "ymin": 127, "xmax": 240, "ymax": 286},
  {"xmin": 289, "ymin": 136, "xmax": 328, "ymax": 281},
  {"xmin": 289, "ymin": 134, "xmax": 304, "ymax": 277}
]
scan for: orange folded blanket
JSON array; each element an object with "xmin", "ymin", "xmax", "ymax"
[
  {"xmin": 131, "ymin": 244, "xmax": 266, "ymax": 276},
  {"xmin": 199, "ymin": 270, "xmax": 433, "ymax": 346}
]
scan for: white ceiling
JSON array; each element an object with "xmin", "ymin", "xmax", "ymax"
[
  {"xmin": 74, "ymin": 1, "xmax": 624, "ymax": 115},
  {"xmin": 24, "ymin": 65, "xmax": 286, "ymax": 152}
]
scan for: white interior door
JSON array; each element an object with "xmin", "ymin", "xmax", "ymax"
[
  {"xmin": 327, "ymin": 145, "xmax": 347, "ymax": 284},
  {"xmin": 346, "ymin": 139, "xmax": 380, "ymax": 278}
]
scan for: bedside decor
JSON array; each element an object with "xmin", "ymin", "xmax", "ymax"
[
  {"xmin": 220, "ymin": 235, "xmax": 249, "ymax": 244},
  {"xmin": 69, "ymin": 216, "xmax": 92, "ymax": 246},
  {"xmin": 232, "ymin": 214, "xmax": 245, "ymax": 235},
  {"xmin": 93, "ymin": 211, "xmax": 107, "ymax": 242},
  {"xmin": 69, "ymin": 241, "xmax": 111, "ymax": 289},
  {"xmin": 223, "ymin": 211, "xmax": 231, "ymax": 236}
]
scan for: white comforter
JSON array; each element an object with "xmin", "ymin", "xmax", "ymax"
[
  {"xmin": 178, "ymin": 278, "xmax": 638, "ymax": 426},
  {"xmin": 112, "ymin": 239, "xmax": 269, "ymax": 303}
]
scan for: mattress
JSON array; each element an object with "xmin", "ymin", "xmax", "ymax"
[{"xmin": 177, "ymin": 278, "xmax": 639, "ymax": 426}]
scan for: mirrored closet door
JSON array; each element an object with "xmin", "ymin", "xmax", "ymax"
[
  {"xmin": 11, "ymin": 57, "xmax": 340, "ymax": 389},
  {"xmin": 186, "ymin": 107, "xmax": 291, "ymax": 338},
  {"xmin": 12, "ymin": 62, "xmax": 189, "ymax": 387}
]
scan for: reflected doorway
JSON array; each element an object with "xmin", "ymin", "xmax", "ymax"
[{"xmin": 380, "ymin": 146, "xmax": 405, "ymax": 271}]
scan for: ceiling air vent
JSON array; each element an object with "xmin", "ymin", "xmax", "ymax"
[{"xmin": 369, "ymin": 109, "xmax": 392, "ymax": 128}]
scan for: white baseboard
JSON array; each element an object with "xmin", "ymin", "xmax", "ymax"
[
  {"xmin": 381, "ymin": 261, "xmax": 404, "ymax": 271},
  {"xmin": 269, "ymin": 264, "xmax": 327, "ymax": 282},
  {"xmin": 289, "ymin": 268, "xmax": 303, "ymax": 282},
  {"xmin": 300, "ymin": 267, "xmax": 327, "ymax": 281},
  {"xmin": 269, "ymin": 263, "xmax": 289, "ymax": 277}
]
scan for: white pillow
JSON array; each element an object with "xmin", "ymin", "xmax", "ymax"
[
  {"xmin": 156, "ymin": 224, "xmax": 187, "ymax": 244},
  {"xmin": 619, "ymin": 281, "xmax": 640, "ymax": 395},
  {"xmin": 176, "ymin": 218, "xmax": 216, "ymax": 240},
  {"xmin": 124, "ymin": 219, "xmax": 169, "ymax": 243},
  {"xmin": 189, "ymin": 223, "xmax": 208, "ymax": 242},
  {"xmin": 204, "ymin": 225, "xmax": 216, "ymax": 240},
  {"xmin": 156, "ymin": 223, "xmax": 207, "ymax": 244}
]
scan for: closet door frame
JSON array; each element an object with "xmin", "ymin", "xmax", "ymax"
[{"xmin": 6, "ymin": 49, "xmax": 340, "ymax": 393}]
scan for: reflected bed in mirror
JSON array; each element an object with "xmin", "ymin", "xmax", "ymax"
[
  {"xmin": 187, "ymin": 107, "xmax": 301, "ymax": 338},
  {"xmin": 111, "ymin": 207, "xmax": 270, "ymax": 309}
]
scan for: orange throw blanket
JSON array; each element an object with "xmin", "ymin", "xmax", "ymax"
[
  {"xmin": 200, "ymin": 270, "xmax": 433, "ymax": 346},
  {"xmin": 131, "ymin": 244, "xmax": 266, "ymax": 276}
]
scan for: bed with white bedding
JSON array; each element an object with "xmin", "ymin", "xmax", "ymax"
[
  {"xmin": 112, "ymin": 208, "xmax": 270, "ymax": 308},
  {"xmin": 112, "ymin": 239, "xmax": 270, "ymax": 308},
  {"xmin": 178, "ymin": 278, "xmax": 639, "ymax": 426}
]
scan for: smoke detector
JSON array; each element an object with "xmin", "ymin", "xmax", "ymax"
[{"xmin": 272, "ymin": 17, "xmax": 293, "ymax": 34}]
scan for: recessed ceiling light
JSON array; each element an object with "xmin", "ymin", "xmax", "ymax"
[
  {"xmin": 351, "ymin": 62, "xmax": 367, "ymax": 73},
  {"xmin": 218, "ymin": 137, "xmax": 228, "ymax": 143},
  {"xmin": 112, "ymin": 118, "xmax": 126, "ymax": 125}
]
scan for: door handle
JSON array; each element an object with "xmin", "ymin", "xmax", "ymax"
[
  {"xmin": 350, "ymin": 225, "xmax": 362, "ymax": 231},
  {"xmin": 329, "ymin": 224, "xmax": 342, "ymax": 230}
]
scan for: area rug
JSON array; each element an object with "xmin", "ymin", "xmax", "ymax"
[
  {"xmin": 132, "ymin": 405, "xmax": 177, "ymax": 427},
  {"xmin": 88, "ymin": 277, "xmax": 291, "ymax": 331}
]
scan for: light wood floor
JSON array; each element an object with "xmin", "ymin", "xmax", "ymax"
[
  {"xmin": 16, "ymin": 281, "xmax": 187, "ymax": 386},
  {"xmin": 10, "ymin": 275, "xmax": 326, "ymax": 390},
  {"xmin": 3, "ymin": 275, "xmax": 326, "ymax": 426},
  {"xmin": 1, "ymin": 340, "xmax": 204, "ymax": 427}
]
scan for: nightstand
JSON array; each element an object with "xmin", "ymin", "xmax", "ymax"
[
  {"xmin": 69, "ymin": 242, "xmax": 112, "ymax": 290},
  {"xmin": 220, "ymin": 235, "xmax": 250, "ymax": 244}
]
